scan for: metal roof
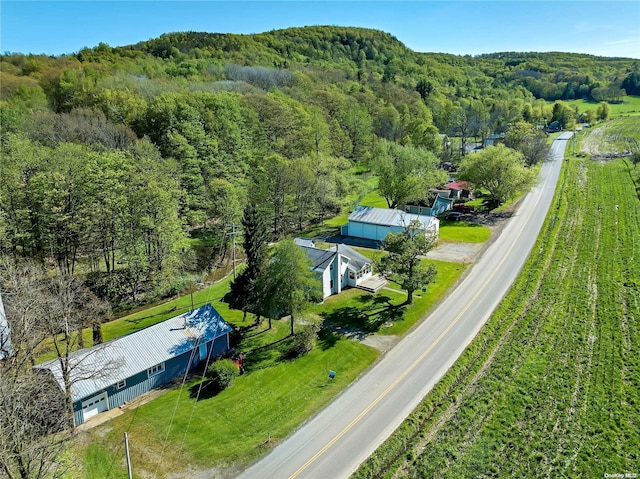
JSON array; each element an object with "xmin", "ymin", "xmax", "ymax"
[
  {"xmin": 34, "ymin": 303, "xmax": 232, "ymax": 402},
  {"xmin": 294, "ymin": 238, "xmax": 315, "ymax": 248},
  {"xmin": 348, "ymin": 206, "xmax": 436, "ymax": 229},
  {"xmin": 299, "ymin": 245, "xmax": 336, "ymax": 272},
  {"xmin": 335, "ymin": 244, "xmax": 372, "ymax": 272}
]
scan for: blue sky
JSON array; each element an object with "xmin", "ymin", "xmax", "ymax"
[{"xmin": 1, "ymin": 1, "xmax": 639, "ymax": 58}]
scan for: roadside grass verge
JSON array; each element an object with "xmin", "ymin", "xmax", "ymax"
[
  {"xmin": 354, "ymin": 157, "xmax": 640, "ymax": 478},
  {"xmin": 438, "ymin": 220, "xmax": 490, "ymax": 243}
]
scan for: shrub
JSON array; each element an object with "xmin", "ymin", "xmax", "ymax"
[
  {"xmin": 288, "ymin": 314, "xmax": 324, "ymax": 358},
  {"xmin": 206, "ymin": 359, "xmax": 239, "ymax": 391}
]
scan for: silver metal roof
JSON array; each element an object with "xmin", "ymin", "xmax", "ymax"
[
  {"xmin": 335, "ymin": 244, "xmax": 372, "ymax": 272},
  {"xmin": 348, "ymin": 206, "xmax": 436, "ymax": 229},
  {"xmin": 34, "ymin": 303, "xmax": 232, "ymax": 402}
]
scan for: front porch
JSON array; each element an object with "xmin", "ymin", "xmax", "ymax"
[{"xmin": 356, "ymin": 274, "xmax": 388, "ymax": 294}]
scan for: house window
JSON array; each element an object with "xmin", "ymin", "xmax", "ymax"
[
  {"xmin": 147, "ymin": 363, "xmax": 165, "ymax": 378},
  {"xmin": 349, "ymin": 271, "xmax": 355, "ymax": 280},
  {"xmin": 330, "ymin": 280, "xmax": 334, "ymax": 289},
  {"xmin": 117, "ymin": 380, "xmax": 126, "ymax": 390}
]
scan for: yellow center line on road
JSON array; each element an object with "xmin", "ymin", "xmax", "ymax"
[{"xmin": 288, "ymin": 186, "xmax": 545, "ymax": 479}]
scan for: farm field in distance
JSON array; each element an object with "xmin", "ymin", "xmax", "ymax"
[{"xmin": 355, "ymin": 156, "xmax": 639, "ymax": 478}]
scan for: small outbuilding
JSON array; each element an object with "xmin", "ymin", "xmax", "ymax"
[
  {"xmin": 34, "ymin": 303, "xmax": 232, "ymax": 426},
  {"xmin": 341, "ymin": 206, "xmax": 439, "ymax": 242}
]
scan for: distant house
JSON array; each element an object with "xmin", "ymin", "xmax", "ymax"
[
  {"xmin": 444, "ymin": 180, "xmax": 474, "ymax": 200},
  {"xmin": 546, "ymin": 121, "xmax": 562, "ymax": 133},
  {"xmin": 486, "ymin": 133, "xmax": 505, "ymax": 146},
  {"xmin": 401, "ymin": 195, "xmax": 454, "ymax": 217},
  {"xmin": 341, "ymin": 206, "xmax": 439, "ymax": 242},
  {"xmin": 295, "ymin": 239, "xmax": 376, "ymax": 298},
  {"xmin": 34, "ymin": 304, "xmax": 232, "ymax": 426}
]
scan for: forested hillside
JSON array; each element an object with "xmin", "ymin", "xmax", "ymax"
[{"xmin": 1, "ymin": 26, "xmax": 638, "ymax": 309}]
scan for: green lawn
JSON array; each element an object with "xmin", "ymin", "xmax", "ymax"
[
  {"xmin": 36, "ymin": 273, "xmax": 246, "ymax": 363},
  {"xmin": 71, "ymin": 253, "xmax": 465, "ymax": 478},
  {"xmin": 438, "ymin": 220, "xmax": 490, "ymax": 243},
  {"xmin": 311, "ymin": 257, "xmax": 465, "ymax": 336},
  {"xmin": 76, "ymin": 332, "xmax": 378, "ymax": 478}
]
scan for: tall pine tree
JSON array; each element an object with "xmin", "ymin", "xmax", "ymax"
[{"xmin": 229, "ymin": 203, "xmax": 269, "ymax": 321}]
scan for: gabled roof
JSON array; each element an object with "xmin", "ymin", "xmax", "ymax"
[
  {"xmin": 296, "ymin": 240, "xmax": 372, "ymax": 273},
  {"xmin": 335, "ymin": 244, "xmax": 372, "ymax": 271},
  {"xmin": 348, "ymin": 206, "xmax": 437, "ymax": 229},
  {"xmin": 432, "ymin": 195, "xmax": 454, "ymax": 212},
  {"xmin": 444, "ymin": 180, "xmax": 472, "ymax": 191},
  {"xmin": 34, "ymin": 304, "xmax": 232, "ymax": 402},
  {"xmin": 299, "ymin": 245, "xmax": 336, "ymax": 272},
  {"xmin": 294, "ymin": 238, "xmax": 315, "ymax": 248}
]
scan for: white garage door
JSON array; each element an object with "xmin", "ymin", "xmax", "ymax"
[{"xmin": 81, "ymin": 392, "xmax": 108, "ymax": 421}]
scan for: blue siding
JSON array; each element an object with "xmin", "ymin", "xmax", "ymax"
[{"xmin": 73, "ymin": 334, "xmax": 230, "ymax": 425}]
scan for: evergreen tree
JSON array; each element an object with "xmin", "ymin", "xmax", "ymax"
[{"xmin": 229, "ymin": 203, "xmax": 269, "ymax": 321}]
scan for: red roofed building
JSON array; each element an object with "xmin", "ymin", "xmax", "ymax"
[{"xmin": 444, "ymin": 181, "xmax": 474, "ymax": 200}]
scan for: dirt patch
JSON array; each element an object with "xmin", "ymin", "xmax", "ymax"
[{"xmin": 427, "ymin": 209, "xmax": 514, "ymax": 264}]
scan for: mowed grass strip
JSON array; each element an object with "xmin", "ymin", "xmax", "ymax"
[
  {"xmin": 355, "ymin": 158, "xmax": 639, "ymax": 478},
  {"xmin": 438, "ymin": 220, "xmax": 491, "ymax": 243}
]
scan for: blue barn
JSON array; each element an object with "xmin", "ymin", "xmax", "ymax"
[
  {"xmin": 341, "ymin": 205, "xmax": 439, "ymax": 242},
  {"xmin": 34, "ymin": 303, "xmax": 232, "ymax": 426}
]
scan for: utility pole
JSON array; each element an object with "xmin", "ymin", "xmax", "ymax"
[
  {"xmin": 226, "ymin": 223, "xmax": 241, "ymax": 281},
  {"xmin": 124, "ymin": 432, "xmax": 133, "ymax": 479}
]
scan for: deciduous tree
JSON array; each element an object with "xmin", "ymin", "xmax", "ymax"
[
  {"xmin": 377, "ymin": 220, "xmax": 437, "ymax": 305},
  {"xmin": 373, "ymin": 140, "xmax": 446, "ymax": 209},
  {"xmin": 458, "ymin": 144, "xmax": 537, "ymax": 206},
  {"xmin": 261, "ymin": 239, "xmax": 320, "ymax": 335}
]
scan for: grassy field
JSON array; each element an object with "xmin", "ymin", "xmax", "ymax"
[
  {"xmin": 354, "ymin": 156, "xmax": 640, "ymax": 478},
  {"xmin": 69, "ymin": 253, "xmax": 465, "ymax": 478},
  {"xmin": 565, "ymin": 94, "xmax": 640, "ymax": 117},
  {"xmin": 579, "ymin": 117, "xmax": 640, "ymax": 158}
]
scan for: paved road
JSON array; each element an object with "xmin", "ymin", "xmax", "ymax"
[{"xmin": 236, "ymin": 135, "xmax": 571, "ymax": 479}]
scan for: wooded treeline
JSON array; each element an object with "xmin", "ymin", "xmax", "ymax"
[{"xmin": 1, "ymin": 26, "xmax": 637, "ymax": 307}]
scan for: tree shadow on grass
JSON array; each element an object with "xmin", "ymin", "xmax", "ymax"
[
  {"xmin": 321, "ymin": 294, "xmax": 407, "ymax": 333},
  {"xmin": 241, "ymin": 336, "xmax": 292, "ymax": 373},
  {"xmin": 189, "ymin": 379, "xmax": 219, "ymax": 401},
  {"xmin": 317, "ymin": 329, "xmax": 339, "ymax": 350}
]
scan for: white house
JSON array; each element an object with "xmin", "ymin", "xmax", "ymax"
[
  {"xmin": 341, "ymin": 206, "xmax": 439, "ymax": 243},
  {"xmin": 295, "ymin": 239, "xmax": 374, "ymax": 299}
]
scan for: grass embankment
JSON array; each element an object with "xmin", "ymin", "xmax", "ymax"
[
  {"xmin": 566, "ymin": 94, "xmax": 640, "ymax": 118},
  {"xmin": 355, "ymin": 157, "xmax": 640, "ymax": 478},
  {"xmin": 71, "ymin": 257, "xmax": 465, "ymax": 478}
]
